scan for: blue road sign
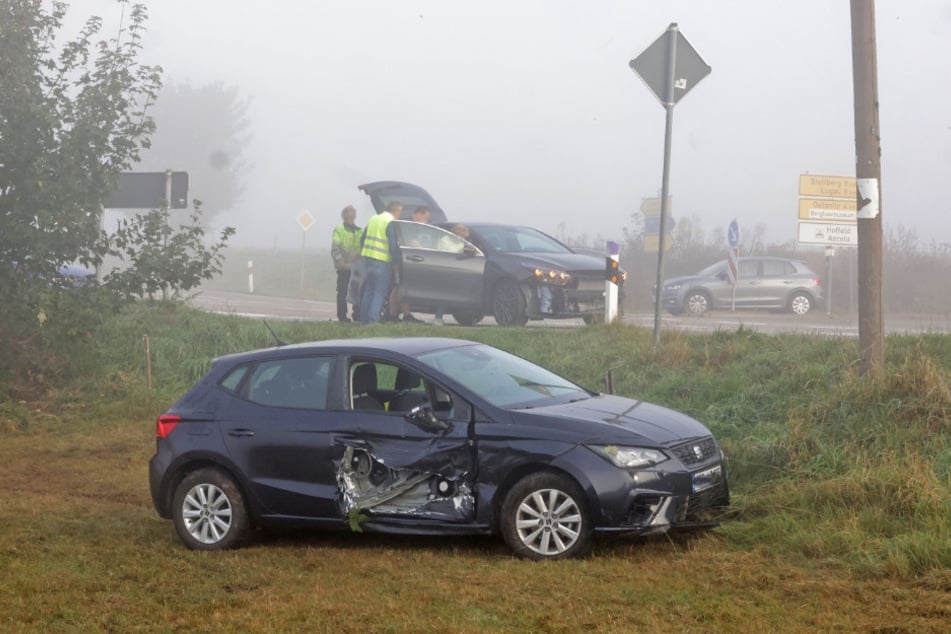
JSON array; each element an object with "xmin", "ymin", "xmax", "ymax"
[{"xmin": 728, "ymin": 219, "xmax": 740, "ymax": 248}]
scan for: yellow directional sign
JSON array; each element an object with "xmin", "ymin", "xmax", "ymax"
[
  {"xmin": 640, "ymin": 196, "xmax": 672, "ymax": 216},
  {"xmin": 799, "ymin": 174, "xmax": 856, "ymax": 199},
  {"xmin": 798, "ymin": 198, "xmax": 857, "ymax": 222},
  {"xmin": 296, "ymin": 210, "xmax": 315, "ymax": 232},
  {"xmin": 643, "ymin": 234, "xmax": 673, "ymax": 253}
]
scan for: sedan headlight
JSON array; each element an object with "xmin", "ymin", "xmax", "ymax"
[
  {"xmin": 664, "ymin": 283, "xmax": 681, "ymax": 292},
  {"xmin": 591, "ymin": 445, "xmax": 668, "ymax": 469},
  {"xmin": 532, "ymin": 267, "xmax": 572, "ymax": 286}
]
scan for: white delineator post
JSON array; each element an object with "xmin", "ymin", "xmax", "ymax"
[
  {"xmin": 727, "ymin": 246, "xmax": 739, "ymax": 311},
  {"xmin": 605, "ymin": 241, "xmax": 620, "ymax": 323},
  {"xmin": 248, "ymin": 260, "xmax": 254, "ymax": 294}
]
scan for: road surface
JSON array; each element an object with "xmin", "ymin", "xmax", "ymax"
[{"xmin": 189, "ymin": 288, "xmax": 951, "ymax": 336}]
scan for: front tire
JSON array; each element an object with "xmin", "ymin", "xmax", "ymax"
[
  {"xmin": 492, "ymin": 279, "xmax": 528, "ymax": 326},
  {"xmin": 172, "ymin": 468, "xmax": 250, "ymax": 551},
  {"xmin": 685, "ymin": 291, "xmax": 711, "ymax": 315},
  {"xmin": 789, "ymin": 292, "xmax": 812, "ymax": 316},
  {"xmin": 500, "ymin": 472, "xmax": 592, "ymax": 560}
]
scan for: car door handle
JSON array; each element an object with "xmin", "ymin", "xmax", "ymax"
[
  {"xmin": 228, "ymin": 429, "xmax": 255, "ymax": 437},
  {"xmin": 405, "ymin": 255, "xmax": 424, "ymax": 262}
]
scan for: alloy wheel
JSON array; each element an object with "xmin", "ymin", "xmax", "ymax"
[
  {"xmin": 181, "ymin": 483, "xmax": 233, "ymax": 545},
  {"xmin": 514, "ymin": 488, "xmax": 583, "ymax": 557}
]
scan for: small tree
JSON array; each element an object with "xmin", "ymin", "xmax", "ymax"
[
  {"xmin": 0, "ymin": 0, "xmax": 161, "ymax": 391},
  {"xmin": 0, "ymin": 1, "xmax": 162, "ymax": 291},
  {"xmin": 104, "ymin": 201, "xmax": 235, "ymax": 300}
]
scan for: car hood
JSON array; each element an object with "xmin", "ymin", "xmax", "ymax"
[
  {"xmin": 663, "ymin": 273, "xmax": 716, "ymax": 287},
  {"xmin": 513, "ymin": 394, "xmax": 712, "ymax": 447},
  {"xmin": 506, "ymin": 251, "xmax": 606, "ymax": 273}
]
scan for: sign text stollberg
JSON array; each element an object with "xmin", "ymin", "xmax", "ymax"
[{"xmin": 798, "ymin": 174, "xmax": 856, "ymax": 199}]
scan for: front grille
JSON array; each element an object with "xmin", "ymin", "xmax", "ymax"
[
  {"xmin": 670, "ymin": 437, "xmax": 718, "ymax": 466},
  {"xmin": 684, "ymin": 481, "xmax": 729, "ymax": 519}
]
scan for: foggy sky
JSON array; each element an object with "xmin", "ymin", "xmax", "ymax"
[{"xmin": 67, "ymin": 1, "xmax": 951, "ymax": 251}]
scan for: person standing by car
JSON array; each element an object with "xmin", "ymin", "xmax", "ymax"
[
  {"xmin": 331, "ymin": 205, "xmax": 362, "ymax": 322},
  {"xmin": 433, "ymin": 224, "xmax": 471, "ymax": 325},
  {"xmin": 359, "ymin": 200, "xmax": 402, "ymax": 324}
]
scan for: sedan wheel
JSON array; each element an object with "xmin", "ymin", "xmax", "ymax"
[
  {"xmin": 452, "ymin": 311, "xmax": 484, "ymax": 327},
  {"xmin": 501, "ymin": 472, "xmax": 591, "ymax": 560},
  {"xmin": 172, "ymin": 468, "xmax": 250, "ymax": 550},
  {"xmin": 685, "ymin": 291, "xmax": 711, "ymax": 315},
  {"xmin": 789, "ymin": 292, "xmax": 812, "ymax": 316},
  {"xmin": 492, "ymin": 279, "xmax": 528, "ymax": 326}
]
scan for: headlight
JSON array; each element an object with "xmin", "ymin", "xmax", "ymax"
[
  {"xmin": 664, "ymin": 284, "xmax": 681, "ymax": 292},
  {"xmin": 531, "ymin": 267, "xmax": 572, "ymax": 286},
  {"xmin": 590, "ymin": 445, "xmax": 668, "ymax": 469}
]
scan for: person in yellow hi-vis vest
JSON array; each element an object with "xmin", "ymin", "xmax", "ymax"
[
  {"xmin": 359, "ymin": 200, "xmax": 402, "ymax": 324},
  {"xmin": 331, "ymin": 205, "xmax": 362, "ymax": 322}
]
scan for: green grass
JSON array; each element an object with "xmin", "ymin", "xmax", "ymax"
[{"xmin": 1, "ymin": 306, "xmax": 949, "ymax": 631}]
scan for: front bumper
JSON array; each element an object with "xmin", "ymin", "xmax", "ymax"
[{"xmin": 529, "ymin": 278, "xmax": 610, "ymax": 319}]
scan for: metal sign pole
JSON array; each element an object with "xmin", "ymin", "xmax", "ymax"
[
  {"xmin": 299, "ymin": 230, "xmax": 306, "ymax": 292},
  {"xmin": 630, "ymin": 22, "xmax": 709, "ymax": 344},
  {"xmin": 731, "ymin": 255, "xmax": 737, "ymax": 312},
  {"xmin": 652, "ymin": 24, "xmax": 679, "ymax": 348}
]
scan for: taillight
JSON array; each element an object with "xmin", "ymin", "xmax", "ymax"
[
  {"xmin": 814, "ymin": 278, "xmax": 821, "ymax": 286},
  {"xmin": 156, "ymin": 413, "xmax": 181, "ymax": 439}
]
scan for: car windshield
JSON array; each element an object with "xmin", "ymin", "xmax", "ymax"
[
  {"xmin": 470, "ymin": 226, "xmax": 572, "ymax": 254},
  {"xmin": 698, "ymin": 261, "xmax": 726, "ymax": 276},
  {"xmin": 415, "ymin": 344, "xmax": 590, "ymax": 409}
]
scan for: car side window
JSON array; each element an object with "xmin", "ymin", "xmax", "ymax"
[
  {"xmin": 395, "ymin": 221, "xmax": 435, "ymax": 249},
  {"xmin": 247, "ymin": 357, "xmax": 332, "ymax": 409},
  {"xmin": 349, "ymin": 360, "xmax": 472, "ymax": 421},
  {"xmin": 761, "ymin": 260, "xmax": 787, "ymax": 276},
  {"xmin": 739, "ymin": 260, "xmax": 758, "ymax": 277},
  {"xmin": 219, "ymin": 365, "xmax": 249, "ymax": 392}
]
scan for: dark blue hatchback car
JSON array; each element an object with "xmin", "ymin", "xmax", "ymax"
[{"xmin": 149, "ymin": 337, "xmax": 728, "ymax": 559}]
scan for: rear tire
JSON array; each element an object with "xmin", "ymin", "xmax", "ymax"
[
  {"xmin": 172, "ymin": 468, "xmax": 250, "ymax": 551},
  {"xmin": 492, "ymin": 279, "xmax": 528, "ymax": 326},
  {"xmin": 789, "ymin": 292, "xmax": 812, "ymax": 316},
  {"xmin": 452, "ymin": 311, "xmax": 484, "ymax": 327},
  {"xmin": 500, "ymin": 472, "xmax": 592, "ymax": 560}
]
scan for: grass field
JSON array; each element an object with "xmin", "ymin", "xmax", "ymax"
[{"xmin": 1, "ymin": 306, "xmax": 949, "ymax": 632}]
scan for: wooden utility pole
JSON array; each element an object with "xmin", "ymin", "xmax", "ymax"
[{"xmin": 850, "ymin": 0, "xmax": 884, "ymax": 375}]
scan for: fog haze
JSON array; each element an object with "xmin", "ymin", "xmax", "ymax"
[{"xmin": 68, "ymin": 1, "xmax": 951, "ymax": 250}]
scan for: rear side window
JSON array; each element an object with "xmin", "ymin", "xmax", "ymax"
[
  {"xmin": 247, "ymin": 357, "xmax": 332, "ymax": 409},
  {"xmin": 761, "ymin": 260, "xmax": 794, "ymax": 276},
  {"xmin": 219, "ymin": 365, "xmax": 249, "ymax": 392}
]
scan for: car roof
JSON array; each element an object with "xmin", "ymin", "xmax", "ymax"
[{"xmin": 213, "ymin": 337, "xmax": 479, "ymax": 365}]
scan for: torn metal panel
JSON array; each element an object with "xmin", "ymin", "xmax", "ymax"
[{"xmin": 337, "ymin": 445, "xmax": 474, "ymax": 523}]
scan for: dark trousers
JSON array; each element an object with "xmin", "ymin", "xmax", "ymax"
[{"xmin": 336, "ymin": 268, "xmax": 352, "ymax": 321}]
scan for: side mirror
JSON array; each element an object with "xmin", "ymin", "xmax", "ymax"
[{"xmin": 405, "ymin": 403, "xmax": 450, "ymax": 432}]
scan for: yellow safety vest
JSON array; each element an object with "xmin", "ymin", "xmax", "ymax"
[{"xmin": 361, "ymin": 212, "xmax": 394, "ymax": 263}]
